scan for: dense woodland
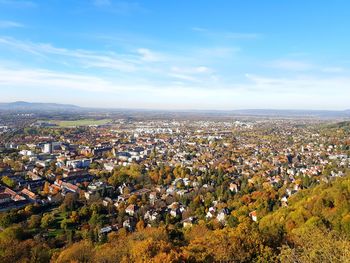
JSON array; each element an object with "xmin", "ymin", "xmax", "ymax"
[{"xmin": 0, "ymin": 170, "xmax": 350, "ymax": 262}]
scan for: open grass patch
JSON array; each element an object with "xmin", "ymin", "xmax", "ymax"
[{"xmin": 38, "ymin": 119, "xmax": 112, "ymax": 128}]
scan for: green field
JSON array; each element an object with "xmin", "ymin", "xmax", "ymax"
[{"xmin": 46, "ymin": 119, "xmax": 112, "ymax": 127}]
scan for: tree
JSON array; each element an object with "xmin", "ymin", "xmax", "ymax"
[
  {"xmin": 42, "ymin": 181, "xmax": 50, "ymax": 195},
  {"xmin": 41, "ymin": 213, "xmax": 54, "ymax": 228},
  {"xmin": 279, "ymin": 228, "xmax": 350, "ymax": 263},
  {"xmin": 0, "ymin": 211, "xmax": 21, "ymax": 228},
  {"xmin": 54, "ymin": 240, "xmax": 93, "ymax": 263},
  {"xmin": 70, "ymin": 211, "xmax": 80, "ymax": 224},
  {"xmin": 28, "ymin": 214, "xmax": 42, "ymax": 229},
  {"xmin": 61, "ymin": 193, "xmax": 78, "ymax": 211},
  {"xmin": 30, "ymin": 244, "xmax": 51, "ymax": 263},
  {"xmin": 1, "ymin": 176, "xmax": 16, "ymax": 188},
  {"xmin": 136, "ymin": 219, "xmax": 145, "ymax": 231}
]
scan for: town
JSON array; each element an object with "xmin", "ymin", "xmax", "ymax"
[{"xmin": 1, "ymin": 111, "xmax": 350, "ymax": 262}]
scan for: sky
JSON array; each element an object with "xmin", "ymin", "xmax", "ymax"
[{"xmin": 0, "ymin": 0, "xmax": 350, "ymax": 110}]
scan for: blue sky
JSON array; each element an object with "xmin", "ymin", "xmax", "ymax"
[{"xmin": 0, "ymin": 0, "xmax": 350, "ymax": 110}]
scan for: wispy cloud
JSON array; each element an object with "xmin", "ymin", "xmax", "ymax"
[
  {"xmin": 321, "ymin": 67, "xmax": 345, "ymax": 73},
  {"xmin": 3, "ymin": 35, "xmax": 349, "ymax": 110},
  {"xmin": 191, "ymin": 27, "xmax": 207, "ymax": 32},
  {"xmin": 268, "ymin": 59, "xmax": 314, "ymax": 71},
  {"xmin": 195, "ymin": 47, "xmax": 240, "ymax": 58},
  {"xmin": 92, "ymin": 0, "xmax": 145, "ymax": 14},
  {"xmin": 245, "ymin": 73, "xmax": 350, "ymax": 94},
  {"xmin": 0, "ymin": 64, "xmax": 240, "ymax": 109},
  {"xmin": 192, "ymin": 27, "xmax": 261, "ymax": 40},
  {"xmin": 1, "ymin": 61, "xmax": 350, "ymax": 110},
  {"xmin": 0, "ymin": 37, "xmax": 137, "ymax": 71},
  {"xmin": 170, "ymin": 66, "xmax": 212, "ymax": 74},
  {"xmin": 0, "ymin": 36, "xmax": 229, "ymax": 85},
  {"xmin": 224, "ymin": 32, "xmax": 260, "ymax": 39},
  {"xmin": 0, "ymin": 66, "xmax": 113, "ymax": 92},
  {"xmin": 0, "ymin": 20, "xmax": 24, "ymax": 28},
  {"xmin": 136, "ymin": 48, "xmax": 162, "ymax": 62},
  {"xmin": 0, "ymin": 0, "xmax": 36, "ymax": 8}
]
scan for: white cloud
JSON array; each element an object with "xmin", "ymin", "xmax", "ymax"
[
  {"xmin": 92, "ymin": 0, "xmax": 145, "ymax": 14},
  {"xmin": 0, "ymin": 65, "xmax": 230, "ymax": 105},
  {"xmin": 1, "ymin": 63, "xmax": 350, "ymax": 110},
  {"xmin": 195, "ymin": 66, "xmax": 211, "ymax": 73},
  {"xmin": 0, "ymin": 36, "xmax": 236, "ymax": 86},
  {"xmin": 0, "ymin": 20, "xmax": 24, "ymax": 28},
  {"xmin": 136, "ymin": 48, "xmax": 161, "ymax": 62},
  {"xmin": 192, "ymin": 27, "xmax": 260, "ymax": 40},
  {"xmin": 195, "ymin": 47, "xmax": 240, "ymax": 58},
  {"xmin": 0, "ymin": 37, "xmax": 137, "ymax": 71},
  {"xmin": 168, "ymin": 66, "xmax": 215, "ymax": 83},
  {"xmin": 168, "ymin": 73, "xmax": 199, "ymax": 82},
  {"xmin": 321, "ymin": 67, "xmax": 345, "ymax": 73},
  {"xmin": 1, "ymin": 36, "xmax": 349, "ymax": 110},
  {"xmin": 171, "ymin": 66, "xmax": 212, "ymax": 74},
  {"xmin": 0, "ymin": 67, "xmax": 115, "ymax": 92},
  {"xmin": 224, "ymin": 32, "xmax": 260, "ymax": 39},
  {"xmin": 245, "ymin": 73, "xmax": 350, "ymax": 95},
  {"xmin": 268, "ymin": 59, "xmax": 313, "ymax": 71}
]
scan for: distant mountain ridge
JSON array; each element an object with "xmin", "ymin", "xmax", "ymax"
[
  {"xmin": 0, "ymin": 101, "xmax": 80, "ymax": 111},
  {"xmin": 0, "ymin": 101, "xmax": 349, "ymax": 117},
  {"xmin": 227, "ymin": 109, "xmax": 350, "ymax": 117}
]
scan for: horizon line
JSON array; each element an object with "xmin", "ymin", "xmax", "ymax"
[{"xmin": 0, "ymin": 100, "xmax": 349, "ymax": 112}]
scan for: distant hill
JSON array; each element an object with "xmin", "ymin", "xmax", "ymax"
[
  {"xmin": 328, "ymin": 121, "xmax": 350, "ymax": 130},
  {"xmin": 228, "ymin": 109, "xmax": 350, "ymax": 117},
  {"xmin": 0, "ymin": 101, "xmax": 81, "ymax": 111},
  {"xmin": 0, "ymin": 101, "xmax": 349, "ymax": 118}
]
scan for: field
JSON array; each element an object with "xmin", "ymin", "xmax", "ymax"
[{"xmin": 44, "ymin": 119, "xmax": 112, "ymax": 127}]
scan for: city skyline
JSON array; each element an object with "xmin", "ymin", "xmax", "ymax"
[{"xmin": 1, "ymin": 0, "xmax": 350, "ymax": 110}]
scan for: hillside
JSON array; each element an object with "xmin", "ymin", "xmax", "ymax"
[
  {"xmin": 48, "ymin": 175, "xmax": 350, "ymax": 262},
  {"xmin": 0, "ymin": 101, "xmax": 80, "ymax": 111},
  {"xmin": 329, "ymin": 121, "xmax": 350, "ymax": 130},
  {"xmin": 1, "ymin": 174, "xmax": 349, "ymax": 262}
]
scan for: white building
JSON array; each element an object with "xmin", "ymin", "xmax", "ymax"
[{"xmin": 43, "ymin": 143, "xmax": 52, "ymax": 154}]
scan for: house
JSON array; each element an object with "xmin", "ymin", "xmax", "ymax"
[
  {"xmin": 217, "ymin": 208, "xmax": 229, "ymax": 223},
  {"xmin": 166, "ymin": 185, "xmax": 175, "ymax": 194},
  {"xmin": 144, "ymin": 210, "xmax": 159, "ymax": 222},
  {"xmin": 92, "ymin": 146, "xmax": 112, "ymax": 157},
  {"xmin": 206, "ymin": 207, "xmax": 216, "ymax": 219},
  {"xmin": 249, "ymin": 210, "xmax": 257, "ymax": 222},
  {"xmin": 21, "ymin": 188, "xmax": 38, "ymax": 201},
  {"xmin": 99, "ymin": 226, "xmax": 112, "ymax": 235},
  {"xmin": 85, "ymin": 182, "xmax": 113, "ymax": 200},
  {"xmin": 168, "ymin": 202, "xmax": 181, "ymax": 217},
  {"xmin": 49, "ymin": 184, "xmax": 61, "ymax": 194},
  {"xmin": 3, "ymin": 187, "xmax": 26, "ymax": 202},
  {"xmin": 66, "ymin": 183, "xmax": 80, "ymax": 193},
  {"xmin": 66, "ymin": 159, "xmax": 91, "ymax": 169},
  {"xmin": 63, "ymin": 169, "xmax": 89, "ymax": 178},
  {"xmin": 125, "ymin": 204, "xmax": 136, "ymax": 216},
  {"xmin": 281, "ymin": 196, "xmax": 288, "ymax": 207},
  {"xmin": 149, "ymin": 191, "xmax": 158, "ymax": 199},
  {"xmin": 27, "ymin": 171, "xmax": 42, "ymax": 181},
  {"xmin": 182, "ymin": 217, "xmax": 194, "ymax": 228},
  {"xmin": 170, "ymin": 209, "xmax": 179, "ymax": 217},
  {"xmin": 103, "ymin": 197, "xmax": 113, "ymax": 207},
  {"xmin": 123, "ymin": 219, "xmax": 134, "ymax": 231},
  {"xmin": 229, "ymin": 183, "xmax": 239, "ymax": 193},
  {"xmin": 103, "ymin": 162, "xmax": 115, "ymax": 172}
]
